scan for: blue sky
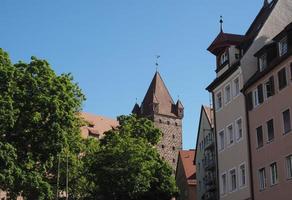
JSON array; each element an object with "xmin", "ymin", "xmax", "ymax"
[{"xmin": 1, "ymin": 0, "xmax": 264, "ymax": 150}]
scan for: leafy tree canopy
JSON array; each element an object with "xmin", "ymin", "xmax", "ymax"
[
  {"xmin": 0, "ymin": 48, "xmax": 87, "ymax": 199},
  {"xmin": 88, "ymin": 115, "xmax": 178, "ymax": 200}
]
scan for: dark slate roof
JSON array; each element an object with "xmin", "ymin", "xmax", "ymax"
[
  {"xmin": 207, "ymin": 31, "xmax": 245, "ymax": 55},
  {"xmin": 241, "ymin": 0, "xmax": 278, "ymax": 53}
]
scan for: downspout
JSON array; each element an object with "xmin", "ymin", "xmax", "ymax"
[
  {"xmin": 244, "ymin": 91, "xmax": 255, "ymax": 200},
  {"xmin": 211, "ymin": 91, "xmax": 220, "ymax": 200}
]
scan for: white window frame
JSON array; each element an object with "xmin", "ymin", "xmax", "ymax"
[
  {"xmin": 233, "ymin": 77, "xmax": 240, "ymax": 98},
  {"xmin": 221, "ymin": 172, "xmax": 228, "ymax": 196},
  {"xmin": 229, "ymin": 168, "xmax": 237, "ymax": 192},
  {"xmin": 235, "ymin": 117, "xmax": 243, "ymax": 142},
  {"xmin": 224, "ymin": 83, "xmax": 232, "ymax": 105},
  {"xmin": 227, "ymin": 123, "xmax": 234, "ymax": 147},
  {"xmin": 279, "ymin": 36, "xmax": 288, "ymax": 57},
  {"xmin": 239, "ymin": 162, "xmax": 247, "ymax": 188},
  {"xmin": 218, "ymin": 129, "xmax": 225, "ymax": 152},
  {"xmin": 215, "ymin": 90, "xmax": 223, "ymax": 111}
]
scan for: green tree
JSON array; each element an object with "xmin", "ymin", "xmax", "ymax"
[
  {"xmin": 0, "ymin": 48, "xmax": 87, "ymax": 199},
  {"xmin": 88, "ymin": 115, "xmax": 178, "ymax": 200}
]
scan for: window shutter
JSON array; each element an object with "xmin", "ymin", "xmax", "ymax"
[
  {"xmin": 269, "ymin": 76, "xmax": 275, "ymax": 95},
  {"xmin": 257, "ymin": 84, "xmax": 264, "ymax": 104},
  {"xmin": 247, "ymin": 92, "xmax": 253, "ymax": 111}
]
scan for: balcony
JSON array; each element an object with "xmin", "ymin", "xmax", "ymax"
[
  {"xmin": 203, "ymin": 158, "xmax": 215, "ymax": 170},
  {"xmin": 203, "ymin": 191, "xmax": 217, "ymax": 200},
  {"xmin": 203, "ymin": 175, "xmax": 215, "ymax": 186},
  {"xmin": 204, "ymin": 140, "xmax": 214, "ymax": 150}
]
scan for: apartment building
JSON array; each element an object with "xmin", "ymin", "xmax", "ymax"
[
  {"xmin": 206, "ymin": 30, "xmax": 251, "ymax": 200},
  {"xmin": 206, "ymin": 1, "xmax": 292, "ymax": 199},
  {"xmin": 243, "ymin": 22, "xmax": 292, "ymax": 200},
  {"xmin": 195, "ymin": 106, "xmax": 217, "ymax": 200}
]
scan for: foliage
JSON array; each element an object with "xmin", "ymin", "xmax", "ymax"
[
  {"xmin": 0, "ymin": 48, "xmax": 87, "ymax": 199},
  {"xmin": 0, "ymin": 49, "xmax": 178, "ymax": 199},
  {"xmin": 88, "ymin": 115, "xmax": 178, "ymax": 200}
]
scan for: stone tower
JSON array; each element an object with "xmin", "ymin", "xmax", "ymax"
[{"xmin": 132, "ymin": 71, "xmax": 183, "ymax": 171}]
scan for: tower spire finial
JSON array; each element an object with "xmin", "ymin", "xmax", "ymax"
[
  {"xmin": 155, "ymin": 55, "xmax": 160, "ymax": 72},
  {"xmin": 220, "ymin": 16, "xmax": 224, "ymax": 32}
]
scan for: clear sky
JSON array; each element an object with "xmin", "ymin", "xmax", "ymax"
[{"xmin": 1, "ymin": 0, "xmax": 264, "ymax": 150}]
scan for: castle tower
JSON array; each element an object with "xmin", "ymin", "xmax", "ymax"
[{"xmin": 132, "ymin": 71, "xmax": 183, "ymax": 171}]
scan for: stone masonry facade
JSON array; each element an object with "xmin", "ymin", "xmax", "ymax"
[{"xmin": 154, "ymin": 115, "xmax": 183, "ymax": 171}]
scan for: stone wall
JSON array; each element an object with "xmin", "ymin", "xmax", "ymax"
[{"xmin": 154, "ymin": 115, "xmax": 183, "ymax": 171}]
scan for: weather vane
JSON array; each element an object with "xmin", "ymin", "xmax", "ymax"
[
  {"xmin": 220, "ymin": 16, "xmax": 224, "ymax": 32},
  {"xmin": 155, "ymin": 55, "xmax": 160, "ymax": 71}
]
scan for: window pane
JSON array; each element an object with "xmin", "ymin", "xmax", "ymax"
[
  {"xmin": 270, "ymin": 163, "xmax": 278, "ymax": 185},
  {"xmin": 222, "ymin": 174, "xmax": 227, "ymax": 194},
  {"xmin": 225, "ymin": 85, "xmax": 231, "ymax": 104},
  {"xmin": 259, "ymin": 168, "xmax": 266, "ymax": 190},
  {"xmin": 240, "ymin": 164, "xmax": 246, "ymax": 187},
  {"xmin": 234, "ymin": 78, "xmax": 240, "ymax": 96},
  {"xmin": 267, "ymin": 119, "xmax": 274, "ymax": 141},
  {"xmin": 283, "ymin": 109, "xmax": 291, "ymax": 134},
  {"xmin": 228, "ymin": 125, "xmax": 234, "ymax": 145},
  {"xmin": 256, "ymin": 126, "xmax": 263, "ymax": 148},
  {"xmin": 287, "ymin": 155, "xmax": 292, "ymax": 178},
  {"xmin": 216, "ymin": 92, "xmax": 222, "ymax": 110},
  {"xmin": 278, "ymin": 68, "xmax": 287, "ymax": 90},
  {"xmin": 230, "ymin": 169, "xmax": 237, "ymax": 191},
  {"xmin": 219, "ymin": 131, "xmax": 225, "ymax": 150},
  {"xmin": 279, "ymin": 37, "xmax": 288, "ymax": 56},
  {"xmin": 237, "ymin": 119, "xmax": 243, "ymax": 140}
]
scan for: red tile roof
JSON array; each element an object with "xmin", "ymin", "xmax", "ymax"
[
  {"xmin": 178, "ymin": 150, "xmax": 196, "ymax": 185},
  {"xmin": 79, "ymin": 112, "xmax": 119, "ymax": 139}
]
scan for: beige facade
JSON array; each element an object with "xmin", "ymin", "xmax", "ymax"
[
  {"xmin": 195, "ymin": 106, "xmax": 217, "ymax": 200},
  {"xmin": 213, "ymin": 68, "xmax": 251, "ymax": 200}
]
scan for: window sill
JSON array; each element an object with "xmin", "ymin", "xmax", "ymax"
[
  {"xmin": 270, "ymin": 182, "xmax": 279, "ymax": 187},
  {"xmin": 283, "ymin": 129, "xmax": 292, "ymax": 135},
  {"xmin": 266, "ymin": 139, "xmax": 274, "ymax": 144},
  {"xmin": 257, "ymin": 145, "xmax": 264, "ymax": 150}
]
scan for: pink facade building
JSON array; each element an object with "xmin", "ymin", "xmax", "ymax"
[{"xmin": 244, "ymin": 23, "xmax": 292, "ymax": 200}]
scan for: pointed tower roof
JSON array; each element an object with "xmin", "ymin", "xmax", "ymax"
[
  {"xmin": 176, "ymin": 99, "xmax": 184, "ymax": 109},
  {"xmin": 132, "ymin": 103, "xmax": 140, "ymax": 115},
  {"xmin": 141, "ymin": 71, "xmax": 176, "ymax": 117}
]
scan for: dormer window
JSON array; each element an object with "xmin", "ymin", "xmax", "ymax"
[
  {"xmin": 279, "ymin": 36, "xmax": 288, "ymax": 56},
  {"xmin": 220, "ymin": 51, "xmax": 228, "ymax": 65},
  {"xmin": 259, "ymin": 53, "xmax": 267, "ymax": 71}
]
